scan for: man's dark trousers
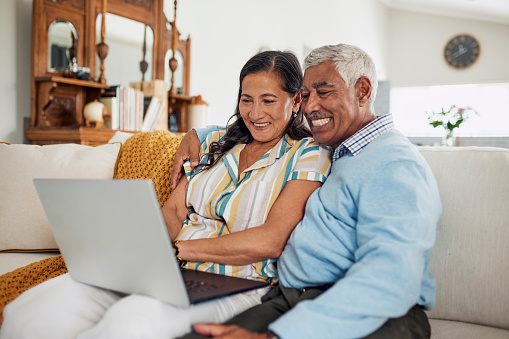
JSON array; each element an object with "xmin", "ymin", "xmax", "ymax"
[{"xmin": 181, "ymin": 284, "xmax": 431, "ymax": 339}]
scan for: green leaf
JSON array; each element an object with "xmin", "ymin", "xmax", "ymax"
[{"xmin": 452, "ymin": 119, "xmax": 464, "ymax": 129}]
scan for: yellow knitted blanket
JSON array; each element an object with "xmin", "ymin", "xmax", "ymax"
[{"xmin": 0, "ymin": 131, "xmax": 183, "ymax": 326}]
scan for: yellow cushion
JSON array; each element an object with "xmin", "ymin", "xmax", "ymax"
[{"xmin": 114, "ymin": 131, "xmax": 184, "ymax": 207}]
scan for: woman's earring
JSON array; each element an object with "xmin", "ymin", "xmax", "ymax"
[{"xmin": 292, "ymin": 112, "xmax": 297, "ymax": 118}]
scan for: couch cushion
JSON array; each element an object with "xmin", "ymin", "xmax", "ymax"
[
  {"xmin": 108, "ymin": 131, "xmax": 135, "ymax": 144},
  {"xmin": 418, "ymin": 146, "xmax": 509, "ymax": 330},
  {"xmin": 0, "ymin": 253, "xmax": 59, "ymax": 276},
  {"xmin": 0, "ymin": 142, "xmax": 121, "ymax": 252},
  {"xmin": 429, "ymin": 319, "xmax": 509, "ymax": 339}
]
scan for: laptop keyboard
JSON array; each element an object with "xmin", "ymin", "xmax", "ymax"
[{"xmin": 185, "ymin": 279, "xmax": 221, "ymax": 293}]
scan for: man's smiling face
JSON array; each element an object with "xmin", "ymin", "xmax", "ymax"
[{"xmin": 301, "ymin": 60, "xmax": 374, "ymax": 149}]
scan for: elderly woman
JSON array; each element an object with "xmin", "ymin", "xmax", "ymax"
[{"xmin": 1, "ymin": 51, "xmax": 331, "ymax": 339}]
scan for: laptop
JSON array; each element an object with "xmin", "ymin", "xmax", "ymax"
[{"xmin": 33, "ymin": 178, "xmax": 269, "ymax": 307}]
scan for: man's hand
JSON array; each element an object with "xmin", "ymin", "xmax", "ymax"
[
  {"xmin": 192, "ymin": 323, "xmax": 268, "ymax": 339},
  {"xmin": 171, "ymin": 129, "xmax": 202, "ymax": 189}
]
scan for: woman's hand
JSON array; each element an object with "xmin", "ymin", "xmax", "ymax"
[
  {"xmin": 192, "ymin": 323, "xmax": 269, "ymax": 339},
  {"xmin": 171, "ymin": 130, "xmax": 202, "ymax": 189}
]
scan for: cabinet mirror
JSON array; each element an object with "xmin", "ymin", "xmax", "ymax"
[
  {"xmin": 47, "ymin": 20, "xmax": 78, "ymax": 73},
  {"xmin": 164, "ymin": 49, "xmax": 184, "ymax": 92},
  {"xmin": 95, "ymin": 13, "xmax": 154, "ymax": 86}
]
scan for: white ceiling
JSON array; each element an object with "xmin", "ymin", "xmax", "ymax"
[{"xmin": 381, "ymin": 0, "xmax": 509, "ymax": 24}]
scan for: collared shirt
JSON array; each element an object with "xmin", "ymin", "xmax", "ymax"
[
  {"xmin": 333, "ymin": 114, "xmax": 395, "ymax": 162},
  {"xmin": 176, "ymin": 131, "xmax": 331, "ymax": 280}
]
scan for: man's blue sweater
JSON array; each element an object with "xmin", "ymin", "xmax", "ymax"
[{"xmin": 271, "ymin": 128, "xmax": 441, "ymax": 338}]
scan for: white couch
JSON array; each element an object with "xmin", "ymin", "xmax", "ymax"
[
  {"xmin": 418, "ymin": 146, "xmax": 509, "ymax": 338},
  {"xmin": 0, "ymin": 138, "xmax": 508, "ymax": 338}
]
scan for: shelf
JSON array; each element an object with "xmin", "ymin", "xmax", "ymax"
[
  {"xmin": 26, "ymin": 127, "xmax": 122, "ymax": 145},
  {"xmin": 35, "ymin": 76, "xmax": 110, "ymax": 89},
  {"xmin": 26, "ymin": 127, "xmax": 184, "ymax": 146}
]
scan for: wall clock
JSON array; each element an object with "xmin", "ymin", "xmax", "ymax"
[{"xmin": 444, "ymin": 34, "xmax": 480, "ymax": 69}]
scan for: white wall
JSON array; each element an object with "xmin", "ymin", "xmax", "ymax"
[
  {"xmin": 0, "ymin": 0, "xmax": 32, "ymax": 144},
  {"xmin": 388, "ymin": 9, "xmax": 509, "ymax": 87},
  {"xmin": 167, "ymin": 0, "xmax": 388, "ymax": 126}
]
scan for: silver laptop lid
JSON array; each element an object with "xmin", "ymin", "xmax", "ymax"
[{"xmin": 33, "ymin": 179, "xmax": 191, "ymax": 307}]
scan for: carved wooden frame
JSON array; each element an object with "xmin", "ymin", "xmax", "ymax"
[{"xmin": 29, "ymin": 0, "xmax": 192, "ymax": 140}]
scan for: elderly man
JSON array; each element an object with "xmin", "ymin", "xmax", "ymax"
[{"xmin": 172, "ymin": 43, "xmax": 441, "ymax": 339}]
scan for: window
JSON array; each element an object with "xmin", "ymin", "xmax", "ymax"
[{"xmin": 390, "ymin": 83, "xmax": 509, "ymax": 137}]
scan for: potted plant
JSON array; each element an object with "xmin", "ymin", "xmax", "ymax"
[{"xmin": 426, "ymin": 105, "xmax": 478, "ymax": 146}]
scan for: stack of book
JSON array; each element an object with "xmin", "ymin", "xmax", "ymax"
[
  {"xmin": 129, "ymin": 80, "xmax": 168, "ymax": 131},
  {"xmin": 100, "ymin": 81, "xmax": 167, "ymax": 132},
  {"xmin": 140, "ymin": 97, "xmax": 164, "ymax": 132},
  {"xmin": 100, "ymin": 85, "xmax": 144, "ymax": 131}
]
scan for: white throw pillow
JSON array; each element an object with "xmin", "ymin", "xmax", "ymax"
[
  {"xmin": 108, "ymin": 131, "xmax": 135, "ymax": 144},
  {"xmin": 0, "ymin": 142, "xmax": 121, "ymax": 252}
]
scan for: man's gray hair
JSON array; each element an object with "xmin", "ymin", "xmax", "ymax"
[{"xmin": 304, "ymin": 44, "xmax": 378, "ymax": 114}]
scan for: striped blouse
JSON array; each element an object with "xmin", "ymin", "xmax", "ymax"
[{"xmin": 175, "ymin": 131, "xmax": 331, "ymax": 281}]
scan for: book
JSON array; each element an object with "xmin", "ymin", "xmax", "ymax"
[
  {"xmin": 99, "ymin": 96, "xmax": 120, "ymax": 130},
  {"xmin": 141, "ymin": 97, "xmax": 162, "ymax": 132},
  {"xmin": 143, "ymin": 96, "xmax": 152, "ymax": 118},
  {"xmin": 151, "ymin": 100, "xmax": 166, "ymax": 132},
  {"xmin": 109, "ymin": 86, "xmax": 143, "ymax": 131},
  {"xmin": 102, "ymin": 85, "xmax": 120, "ymax": 98},
  {"xmin": 100, "ymin": 85, "xmax": 122, "ymax": 130},
  {"xmin": 129, "ymin": 80, "xmax": 168, "ymax": 131},
  {"xmin": 136, "ymin": 89, "xmax": 144, "ymax": 131}
]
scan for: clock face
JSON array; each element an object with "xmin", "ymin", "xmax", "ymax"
[{"xmin": 444, "ymin": 34, "xmax": 480, "ymax": 69}]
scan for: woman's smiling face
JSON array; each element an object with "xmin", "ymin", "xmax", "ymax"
[{"xmin": 239, "ymin": 71, "xmax": 300, "ymax": 146}]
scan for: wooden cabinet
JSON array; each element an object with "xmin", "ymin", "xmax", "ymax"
[
  {"xmin": 27, "ymin": 0, "xmax": 193, "ymax": 145},
  {"xmin": 169, "ymin": 93, "xmax": 192, "ymax": 132},
  {"xmin": 32, "ymin": 76, "xmax": 109, "ymax": 128}
]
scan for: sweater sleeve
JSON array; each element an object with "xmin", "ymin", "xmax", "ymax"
[{"xmin": 270, "ymin": 156, "xmax": 441, "ymax": 339}]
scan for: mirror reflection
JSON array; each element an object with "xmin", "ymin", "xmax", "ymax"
[
  {"xmin": 96, "ymin": 13, "xmax": 154, "ymax": 86},
  {"xmin": 165, "ymin": 49, "xmax": 184, "ymax": 93},
  {"xmin": 48, "ymin": 20, "xmax": 78, "ymax": 72}
]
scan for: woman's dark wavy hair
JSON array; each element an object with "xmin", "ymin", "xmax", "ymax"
[{"xmin": 199, "ymin": 50, "xmax": 311, "ymax": 171}]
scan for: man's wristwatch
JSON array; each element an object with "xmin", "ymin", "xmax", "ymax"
[{"xmin": 267, "ymin": 330, "xmax": 280, "ymax": 339}]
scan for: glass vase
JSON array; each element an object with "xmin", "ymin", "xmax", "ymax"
[{"xmin": 442, "ymin": 131, "xmax": 455, "ymax": 147}]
